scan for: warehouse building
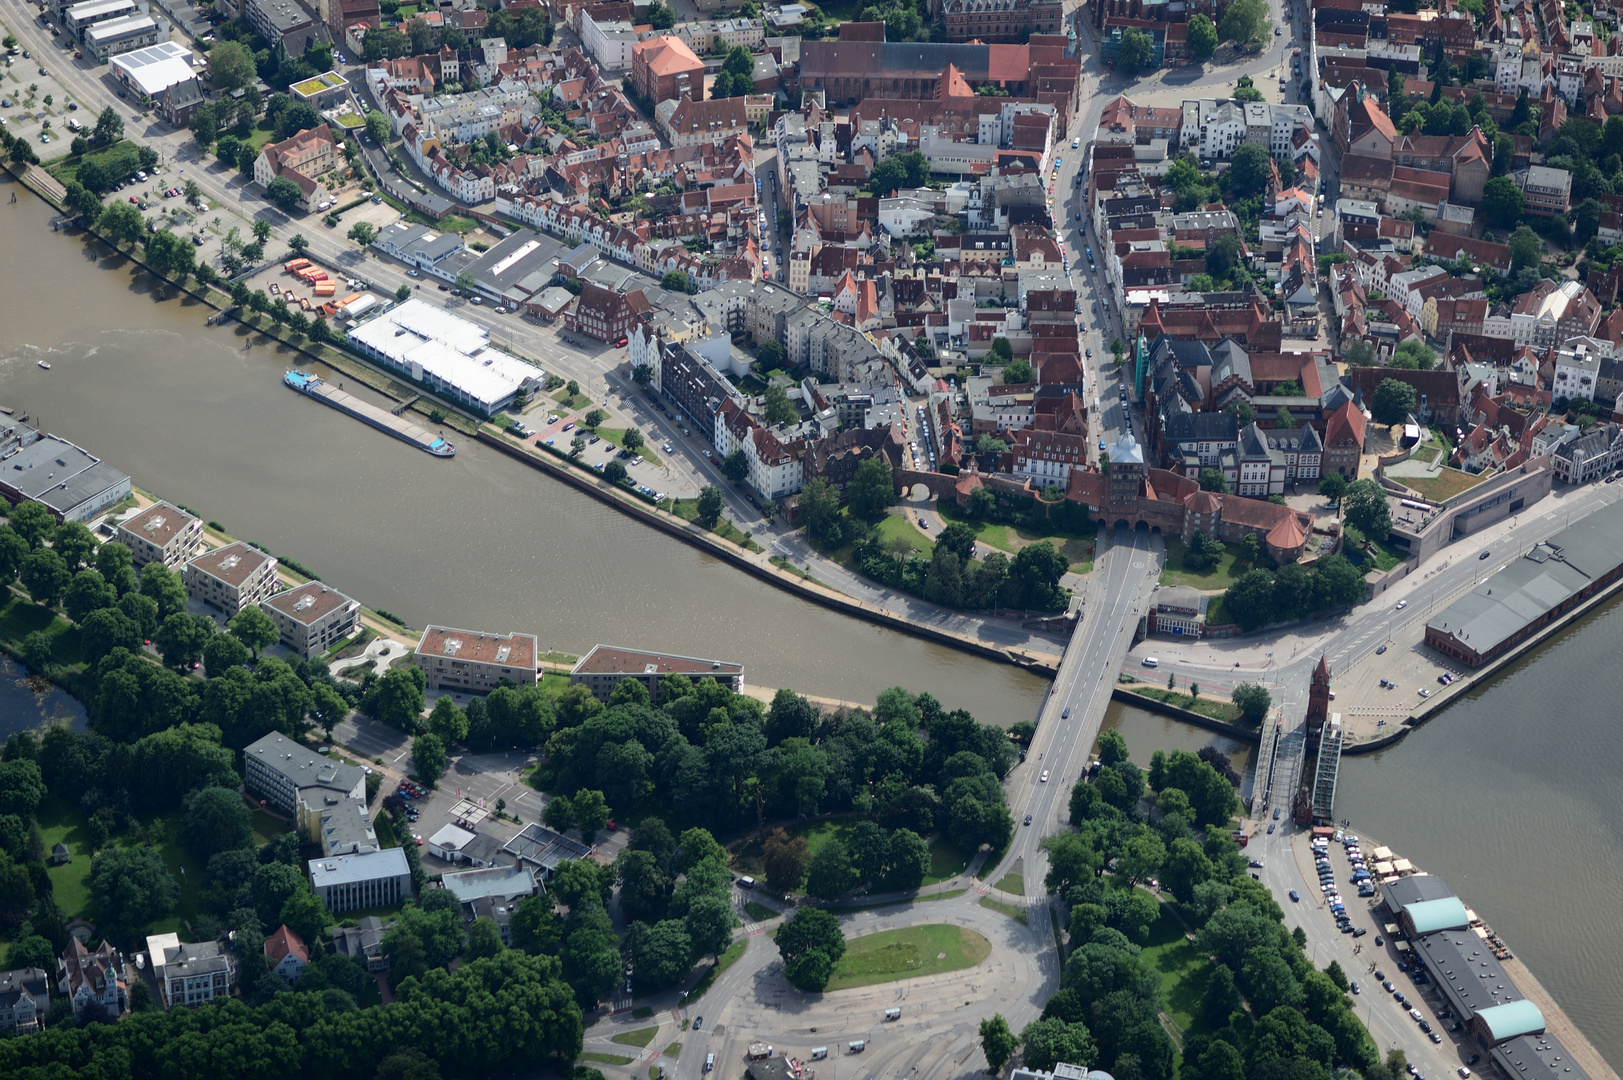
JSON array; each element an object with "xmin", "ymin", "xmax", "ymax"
[
  {"xmin": 1425, "ymin": 497, "xmax": 1623, "ymax": 666},
  {"xmin": 0, "ymin": 419, "xmax": 131, "ymax": 524},
  {"xmin": 346, "ymin": 299, "xmax": 544, "ymax": 416}
]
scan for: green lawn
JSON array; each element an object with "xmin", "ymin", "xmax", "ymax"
[
  {"xmin": 612, "ymin": 1027, "xmax": 660, "ymax": 1048},
  {"xmin": 667, "ymin": 499, "xmax": 763, "ymax": 551},
  {"xmin": 1399, "ymin": 466, "xmax": 1490, "ymax": 504},
  {"xmin": 578, "ymin": 1053, "xmax": 636, "ymax": 1066},
  {"xmin": 551, "ymin": 390, "xmax": 591, "ymax": 409},
  {"xmin": 1137, "ymin": 901, "xmax": 1212, "ymax": 1044},
  {"xmin": 0, "ymin": 593, "xmax": 84, "ymax": 666},
  {"xmin": 1343, "ymin": 525, "xmax": 1408, "ymax": 573},
  {"xmin": 37, "ymin": 796, "xmax": 94, "ymax": 920},
  {"xmin": 1159, "ymin": 537, "xmax": 1247, "ymax": 591},
  {"xmin": 1119, "ymin": 684, "xmax": 1246, "ymax": 726},
  {"xmin": 979, "ymin": 895, "xmax": 1027, "ymax": 923},
  {"xmin": 596, "ymin": 426, "xmax": 661, "ymax": 465},
  {"xmin": 994, "ymin": 871, "xmax": 1024, "ymax": 896},
  {"xmin": 744, "ymin": 901, "xmax": 777, "ymax": 922},
  {"xmin": 664, "ymin": 1042, "xmax": 682, "ymax": 1057},
  {"xmin": 874, "ymin": 512, "xmax": 933, "ymax": 559},
  {"xmin": 936, "ymin": 502, "xmax": 1097, "ymax": 571},
  {"xmin": 924, "ymin": 835, "xmax": 972, "ymax": 885},
  {"xmin": 44, "ymin": 139, "xmax": 141, "ymax": 188},
  {"xmin": 824, "ymin": 924, "xmax": 992, "ymax": 992}
]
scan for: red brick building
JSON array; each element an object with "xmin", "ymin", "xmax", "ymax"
[{"xmin": 631, "ymin": 35, "xmax": 704, "ymax": 106}]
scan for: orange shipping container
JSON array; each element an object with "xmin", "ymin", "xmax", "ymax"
[
  {"xmin": 285, "ymin": 258, "xmax": 312, "ymax": 272},
  {"xmin": 313, "ymin": 283, "xmax": 336, "ymax": 296},
  {"xmin": 333, "ymin": 292, "xmax": 363, "ymax": 309}
]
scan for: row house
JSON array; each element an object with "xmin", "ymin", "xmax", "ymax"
[{"xmin": 1009, "ymin": 429, "xmax": 1091, "ymax": 484}]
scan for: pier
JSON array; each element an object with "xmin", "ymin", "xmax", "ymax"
[{"xmin": 284, "ymin": 371, "xmax": 454, "ymax": 457}]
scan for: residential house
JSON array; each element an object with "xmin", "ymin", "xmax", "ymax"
[
  {"xmin": 260, "ymin": 581, "xmax": 361, "ymax": 659},
  {"xmin": 414, "ymin": 626, "xmax": 540, "ymax": 693},
  {"xmin": 570, "ymin": 643, "xmax": 744, "ymax": 702},
  {"xmin": 58, "ymin": 940, "xmax": 127, "ymax": 1024},
  {"xmin": 0, "ymin": 967, "xmax": 48, "ymax": 1034},
  {"xmin": 265, "ymin": 925, "xmax": 308, "ymax": 984},
  {"xmin": 253, "ymin": 124, "xmax": 341, "ymax": 212},
  {"xmin": 146, "ymin": 934, "xmax": 234, "ymax": 1009}
]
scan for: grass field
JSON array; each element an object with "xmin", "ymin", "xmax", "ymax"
[
  {"xmin": 1138, "ymin": 902, "xmax": 1212, "ymax": 1044},
  {"xmin": 994, "ymin": 872, "xmax": 1024, "ymax": 896},
  {"xmin": 924, "ymin": 835, "xmax": 972, "ymax": 885},
  {"xmin": 873, "ymin": 511, "xmax": 934, "ymax": 558},
  {"xmin": 824, "ymin": 924, "xmax": 992, "ymax": 992},
  {"xmin": 664, "ymin": 1043, "xmax": 682, "ymax": 1058},
  {"xmin": 744, "ymin": 901, "xmax": 777, "ymax": 922},
  {"xmin": 38, "ymin": 796, "xmax": 94, "ymax": 919},
  {"xmin": 1399, "ymin": 466, "xmax": 1489, "ymax": 505},
  {"xmin": 578, "ymin": 1053, "xmax": 636, "ymax": 1066},
  {"xmin": 596, "ymin": 427, "xmax": 661, "ymax": 465},
  {"xmin": 612, "ymin": 1027, "xmax": 660, "ymax": 1048},
  {"xmin": 835, "ymin": 888, "xmax": 968, "ymax": 913},
  {"xmin": 979, "ymin": 895, "xmax": 1027, "ymax": 923},
  {"xmin": 44, "ymin": 139, "xmax": 142, "ymax": 189},
  {"xmin": 1159, "ymin": 537, "xmax": 1247, "ymax": 591},
  {"xmin": 935, "ymin": 503, "xmax": 1097, "ymax": 571},
  {"xmin": 668, "ymin": 499, "xmax": 763, "ymax": 552},
  {"xmin": 0, "ymin": 593, "xmax": 84, "ymax": 666},
  {"xmin": 1119, "ymin": 684, "xmax": 1245, "ymax": 726}
]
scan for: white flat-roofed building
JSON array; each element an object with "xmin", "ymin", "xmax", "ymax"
[
  {"xmin": 570, "ymin": 643, "xmax": 744, "ymax": 703},
  {"xmin": 414, "ymin": 624, "xmax": 539, "ymax": 694},
  {"xmin": 184, "ymin": 540, "xmax": 278, "ymax": 616},
  {"xmin": 64, "ymin": 0, "xmax": 136, "ymax": 39},
  {"xmin": 145, "ymin": 934, "xmax": 234, "ymax": 1008},
  {"xmin": 85, "ymin": 14, "xmax": 162, "ymax": 62},
  {"xmin": 115, "ymin": 500, "xmax": 204, "ymax": 569},
  {"xmin": 346, "ymin": 298, "xmax": 544, "ymax": 416},
  {"xmin": 309, "ymin": 848, "xmax": 412, "ymax": 912},
  {"xmin": 261, "ymin": 581, "xmax": 360, "ymax": 658},
  {"xmin": 110, "ymin": 41, "xmax": 198, "ymax": 103},
  {"xmin": 0, "ymin": 420, "xmax": 131, "ymax": 525},
  {"xmin": 243, "ymin": 731, "xmax": 367, "ymax": 841}
]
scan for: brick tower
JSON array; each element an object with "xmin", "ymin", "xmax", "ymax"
[{"xmin": 1304, "ymin": 654, "xmax": 1331, "ymax": 747}]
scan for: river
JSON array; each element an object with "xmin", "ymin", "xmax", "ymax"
[
  {"xmin": 5, "ymin": 178, "xmax": 1620, "ymax": 1071},
  {"xmin": 0, "ymin": 177, "xmax": 1048, "ymax": 726}
]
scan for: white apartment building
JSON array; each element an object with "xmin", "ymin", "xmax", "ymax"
[
  {"xmin": 1554, "ymin": 341, "xmax": 1602, "ymax": 402},
  {"xmin": 580, "ymin": 12, "xmax": 637, "ymax": 71},
  {"xmin": 414, "ymin": 625, "xmax": 540, "ymax": 693},
  {"xmin": 183, "ymin": 541, "xmax": 278, "ymax": 616},
  {"xmin": 115, "ymin": 500, "xmax": 204, "ymax": 569},
  {"xmin": 146, "ymin": 935, "xmax": 233, "ymax": 1009}
]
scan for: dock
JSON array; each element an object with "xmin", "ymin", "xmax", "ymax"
[{"xmin": 284, "ymin": 371, "xmax": 454, "ymax": 457}]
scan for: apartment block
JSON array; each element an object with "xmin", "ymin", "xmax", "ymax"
[
  {"xmin": 261, "ymin": 581, "xmax": 360, "ymax": 658},
  {"xmin": 115, "ymin": 500, "xmax": 204, "ymax": 569},
  {"xmin": 414, "ymin": 625, "xmax": 539, "ymax": 694},
  {"xmin": 184, "ymin": 541, "xmax": 278, "ymax": 616},
  {"xmin": 570, "ymin": 644, "xmax": 744, "ymax": 703},
  {"xmin": 146, "ymin": 935, "xmax": 233, "ymax": 1009}
]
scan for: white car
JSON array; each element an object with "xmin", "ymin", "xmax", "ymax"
[
  {"xmin": 1396, "ymin": 600, "xmax": 1408, "ymax": 610},
  {"xmin": 1040, "ymin": 770, "xmax": 1050, "ymax": 782}
]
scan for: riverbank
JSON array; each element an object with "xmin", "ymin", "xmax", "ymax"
[
  {"xmin": 1328, "ymin": 827, "xmax": 1621, "ymax": 1080},
  {"xmin": 476, "ymin": 427, "xmax": 1067, "ymax": 675}
]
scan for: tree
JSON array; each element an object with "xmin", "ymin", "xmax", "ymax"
[
  {"xmin": 990, "ymin": 337, "xmax": 1014, "ymax": 362},
  {"xmin": 776, "ymin": 907, "xmax": 846, "ymax": 991},
  {"xmin": 721, "ymin": 448, "xmax": 750, "ymax": 484},
  {"xmin": 397, "ymin": 284, "xmax": 413, "ymax": 302},
  {"xmin": 1187, "ymin": 13, "xmax": 1218, "ymax": 60},
  {"xmin": 647, "ymin": 0, "xmax": 677, "ymax": 29},
  {"xmin": 1198, "ymin": 468, "xmax": 1229, "ymax": 494},
  {"xmin": 64, "ymin": 180, "xmax": 102, "ymax": 223},
  {"xmin": 21, "ymin": 631, "xmax": 53, "ymax": 672},
  {"xmin": 1223, "ymin": 569, "xmax": 1278, "ymax": 633},
  {"xmin": 228, "ymin": 604, "xmax": 279, "ymax": 656},
  {"xmin": 1371, "ymin": 377, "xmax": 1418, "ymax": 424},
  {"xmin": 634, "ymin": 919, "xmax": 694, "ymax": 990},
  {"xmin": 465, "ymin": 915, "xmax": 506, "ymax": 960},
  {"xmin": 370, "ymin": 665, "xmax": 427, "ymax": 730},
  {"xmin": 1228, "ymin": 143, "xmax": 1273, "ymax": 199},
  {"xmin": 762, "ymin": 827, "xmax": 810, "ymax": 891},
  {"xmin": 1115, "ymin": 27, "xmax": 1155, "ymax": 74},
  {"xmin": 1389, "ymin": 339, "xmax": 1436, "ymax": 371},
  {"xmin": 1319, "ymin": 472, "xmax": 1348, "ymax": 503},
  {"xmin": 412, "ymin": 732, "xmax": 448, "ymax": 786},
  {"xmin": 1231, "ymin": 682, "xmax": 1271, "ymax": 723},
  {"xmin": 980, "ymin": 1014, "xmax": 1018, "ymax": 1073},
  {"xmin": 1218, "ymin": 0, "xmax": 1270, "ymax": 47},
  {"xmin": 603, "ymin": 460, "xmax": 628, "ymax": 484},
  {"xmin": 544, "ymin": 794, "xmax": 575, "ymax": 834},
  {"xmin": 182, "ymin": 785, "xmax": 254, "ymax": 859},
  {"xmin": 92, "ymin": 105, "xmax": 124, "ymax": 147},
  {"xmin": 366, "ymin": 109, "xmax": 392, "ymax": 144},
  {"xmin": 208, "ymin": 40, "xmax": 257, "ymax": 93},
  {"xmin": 1482, "ymin": 175, "xmax": 1524, "ymax": 228},
  {"xmin": 571, "ymin": 789, "xmax": 610, "ymax": 841},
  {"xmin": 89, "ymin": 845, "xmax": 179, "ymax": 934},
  {"xmin": 1342, "ymin": 478, "xmax": 1393, "ymax": 539},
  {"xmin": 348, "ymin": 221, "xmax": 377, "ymax": 248},
  {"xmin": 428, "ymin": 695, "xmax": 469, "ymax": 745},
  {"xmin": 63, "ymin": 569, "xmax": 116, "ymax": 624},
  {"xmin": 763, "ymin": 383, "xmax": 798, "ymax": 425},
  {"xmin": 1019, "ymin": 1016, "xmax": 1098, "ymax": 1072},
  {"xmin": 756, "ymin": 339, "xmax": 785, "ymax": 372},
  {"xmin": 154, "ymin": 611, "xmax": 214, "ymax": 669},
  {"xmin": 190, "ymin": 102, "xmax": 219, "ymax": 150},
  {"xmin": 805, "ymin": 838, "xmax": 858, "ymax": 899},
  {"xmin": 695, "ymin": 485, "xmax": 726, "ymax": 528},
  {"xmin": 848, "ymin": 456, "xmax": 895, "ymax": 519},
  {"xmin": 1508, "ymin": 224, "xmax": 1542, "ymax": 271},
  {"xmin": 1003, "ymin": 357, "xmax": 1034, "ymax": 385},
  {"xmin": 139, "ymin": 561, "xmax": 189, "ymax": 620},
  {"xmin": 20, "ymin": 550, "xmax": 71, "ymax": 608},
  {"xmin": 266, "ymin": 176, "xmax": 305, "ymax": 213}
]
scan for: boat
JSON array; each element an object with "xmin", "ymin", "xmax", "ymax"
[
  {"xmin": 283, "ymin": 370, "xmax": 455, "ymax": 457},
  {"xmin": 37, "ymin": 361, "xmax": 51, "ymax": 370}
]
